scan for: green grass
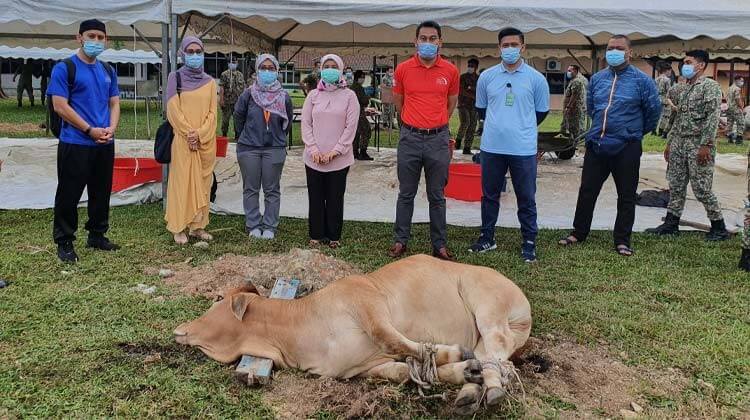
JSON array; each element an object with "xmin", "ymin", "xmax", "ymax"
[
  {"xmin": 2, "ymin": 98, "xmax": 748, "ymax": 155},
  {"xmin": 0, "ymin": 204, "xmax": 748, "ymax": 417}
]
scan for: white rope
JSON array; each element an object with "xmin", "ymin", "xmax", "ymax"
[{"xmin": 405, "ymin": 342, "xmax": 443, "ymax": 398}]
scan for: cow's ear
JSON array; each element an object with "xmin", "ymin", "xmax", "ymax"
[{"xmin": 230, "ymin": 293, "xmax": 251, "ymax": 321}]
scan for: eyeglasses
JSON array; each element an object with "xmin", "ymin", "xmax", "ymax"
[{"xmin": 185, "ymin": 49, "xmax": 203, "ymax": 55}]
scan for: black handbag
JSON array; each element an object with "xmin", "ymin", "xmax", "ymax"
[{"xmin": 154, "ymin": 72, "xmax": 182, "ymax": 164}]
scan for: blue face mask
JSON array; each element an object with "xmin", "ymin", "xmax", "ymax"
[
  {"xmin": 82, "ymin": 40, "xmax": 105, "ymax": 58},
  {"xmin": 501, "ymin": 47, "xmax": 521, "ymax": 65},
  {"xmin": 321, "ymin": 68, "xmax": 341, "ymax": 84},
  {"xmin": 258, "ymin": 70, "xmax": 278, "ymax": 86},
  {"xmin": 417, "ymin": 43, "xmax": 438, "ymax": 60},
  {"xmin": 185, "ymin": 53, "xmax": 204, "ymax": 69},
  {"xmin": 228, "ymin": 63, "xmax": 238, "ymax": 71},
  {"xmin": 681, "ymin": 64, "xmax": 696, "ymax": 79},
  {"xmin": 566, "ymin": 71, "xmax": 573, "ymax": 79},
  {"xmin": 605, "ymin": 50, "xmax": 626, "ymax": 67}
]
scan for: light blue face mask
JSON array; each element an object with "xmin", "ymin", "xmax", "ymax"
[
  {"xmin": 321, "ymin": 68, "xmax": 341, "ymax": 84},
  {"xmin": 228, "ymin": 63, "xmax": 238, "ymax": 71},
  {"xmin": 501, "ymin": 47, "xmax": 521, "ymax": 65},
  {"xmin": 681, "ymin": 64, "xmax": 696, "ymax": 79},
  {"xmin": 258, "ymin": 70, "xmax": 278, "ymax": 86},
  {"xmin": 82, "ymin": 41, "xmax": 105, "ymax": 58},
  {"xmin": 605, "ymin": 50, "xmax": 626, "ymax": 67},
  {"xmin": 417, "ymin": 43, "xmax": 438, "ymax": 59},
  {"xmin": 185, "ymin": 53, "xmax": 204, "ymax": 69},
  {"xmin": 566, "ymin": 71, "xmax": 573, "ymax": 79}
]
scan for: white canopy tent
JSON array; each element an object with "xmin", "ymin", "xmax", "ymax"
[
  {"xmin": 0, "ymin": 46, "xmax": 161, "ymax": 64},
  {"xmin": 172, "ymin": 0, "xmax": 750, "ymax": 63}
]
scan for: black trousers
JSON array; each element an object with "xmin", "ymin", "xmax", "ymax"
[
  {"xmin": 305, "ymin": 165, "xmax": 349, "ymax": 242},
  {"xmin": 571, "ymin": 141, "xmax": 642, "ymax": 247},
  {"xmin": 53, "ymin": 142, "xmax": 115, "ymax": 244}
]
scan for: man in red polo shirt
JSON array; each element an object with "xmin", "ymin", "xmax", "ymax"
[{"xmin": 388, "ymin": 20, "xmax": 459, "ymax": 261}]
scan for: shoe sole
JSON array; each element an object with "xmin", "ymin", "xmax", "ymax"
[{"xmin": 468, "ymin": 243, "xmax": 497, "ymax": 253}]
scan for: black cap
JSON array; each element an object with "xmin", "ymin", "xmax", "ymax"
[{"xmin": 79, "ymin": 19, "xmax": 106, "ymax": 35}]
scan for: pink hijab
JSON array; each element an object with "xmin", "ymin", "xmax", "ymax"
[{"xmin": 317, "ymin": 54, "xmax": 348, "ymax": 91}]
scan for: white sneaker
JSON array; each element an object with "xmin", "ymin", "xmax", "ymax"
[
  {"xmin": 249, "ymin": 228, "xmax": 262, "ymax": 239},
  {"xmin": 261, "ymin": 230, "xmax": 275, "ymax": 240}
]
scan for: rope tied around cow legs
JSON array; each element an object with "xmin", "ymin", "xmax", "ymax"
[
  {"xmin": 406, "ymin": 342, "xmax": 444, "ymax": 398},
  {"xmin": 481, "ymin": 358, "xmax": 526, "ymax": 403}
]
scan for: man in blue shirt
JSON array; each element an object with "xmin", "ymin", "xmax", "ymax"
[
  {"xmin": 559, "ymin": 35, "xmax": 661, "ymax": 257},
  {"xmin": 469, "ymin": 27, "xmax": 550, "ymax": 263},
  {"xmin": 48, "ymin": 19, "xmax": 121, "ymax": 263}
]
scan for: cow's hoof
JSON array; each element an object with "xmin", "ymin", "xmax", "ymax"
[
  {"xmin": 463, "ymin": 359, "xmax": 484, "ymax": 384},
  {"xmin": 485, "ymin": 386, "xmax": 507, "ymax": 406},
  {"xmin": 454, "ymin": 383, "xmax": 482, "ymax": 416},
  {"xmin": 460, "ymin": 346, "xmax": 475, "ymax": 361}
]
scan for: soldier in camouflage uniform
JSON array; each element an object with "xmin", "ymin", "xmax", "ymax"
[
  {"xmin": 726, "ymin": 75, "xmax": 745, "ymax": 144},
  {"xmin": 647, "ymin": 50, "xmax": 729, "ymax": 241},
  {"xmin": 561, "ymin": 64, "xmax": 587, "ymax": 140},
  {"xmin": 663, "ymin": 76, "xmax": 687, "ymax": 136},
  {"xmin": 351, "ymin": 70, "xmax": 373, "ymax": 160},
  {"xmin": 219, "ymin": 59, "xmax": 246, "ymax": 137},
  {"xmin": 655, "ymin": 62, "xmax": 673, "ymax": 138},
  {"xmin": 381, "ymin": 65, "xmax": 396, "ymax": 127},
  {"xmin": 740, "ymin": 150, "xmax": 750, "ymax": 271}
]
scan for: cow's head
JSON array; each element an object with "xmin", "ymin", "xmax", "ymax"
[{"xmin": 173, "ymin": 283, "xmax": 261, "ymax": 363}]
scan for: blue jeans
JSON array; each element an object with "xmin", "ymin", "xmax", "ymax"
[{"xmin": 480, "ymin": 151, "xmax": 538, "ymax": 243}]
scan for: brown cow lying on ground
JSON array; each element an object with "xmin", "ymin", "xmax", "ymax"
[{"xmin": 174, "ymin": 254, "xmax": 531, "ymax": 414}]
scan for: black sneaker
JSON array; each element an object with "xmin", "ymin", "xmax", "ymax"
[
  {"xmin": 462, "ymin": 149, "xmax": 472, "ymax": 155},
  {"xmin": 87, "ymin": 236, "xmax": 121, "ymax": 251},
  {"xmin": 57, "ymin": 242, "xmax": 78, "ymax": 263},
  {"xmin": 468, "ymin": 238, "xmax": 497, "ymax": 253},
  {"xmin": 521, "ymin": 241, "xmax": 537, "ymax": 263}
]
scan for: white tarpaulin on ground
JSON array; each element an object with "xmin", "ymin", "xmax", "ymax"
[
  {"xmin": 174, "ymin": 0, "xmax": 750, "ymax": 57},
  {"xmin": 0, "ymin": 46, "xmax": 161, "ymax": 64},
  {"xmin": 0, "ymin": 138, "xmax": 744, "ymax": 232}
]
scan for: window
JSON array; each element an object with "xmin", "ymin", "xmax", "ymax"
[
  {"xmin": 279, "ymin": 62, "xmax": 298, "ymax": 85},
  {"xmin": 545, "ymin": 72, "xmax": 565, "ymax": 95}
]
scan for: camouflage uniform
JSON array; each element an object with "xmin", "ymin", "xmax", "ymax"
[
  {"xmin": 665, "ymin": 76, "xmax": 723, "ymax": 221},
  {"xmin": 743, "ymin": 151, "xmax": 750, "ymax": 250},
  {"xmin": 381, "ymin": 72, "xmax": 396, "ymax": 126},
  {"xmin": 456, "ymin": 71, "xmax": 479, "ymax": 152},
  {"xmin": 219, "ymin": 69, "xmax": 246, "ymax": 137},
  {"xmin": 664, "ymin": 82, "xmax": 687, "ymax": 134},
  {"xmin": 351, "ymin": 81, "xmax": 371, "ymax": 153},
  {"xmin": 656, "ymin": 74, "xmax": 673, "ymax": 134},
  {"xmin": 726, "ymin": 84, "xmax": 745, "ymax": 139},
  {"xmin": 561, "ymin": 74, "xmax": 587, "ymax": 139}
]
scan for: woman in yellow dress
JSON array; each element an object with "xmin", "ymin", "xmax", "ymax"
[{"xmin": 165, "ymin": 36, "xmax": 217, "ymax": 244}]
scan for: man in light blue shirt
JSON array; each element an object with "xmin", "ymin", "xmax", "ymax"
[{"xmin": 469, "ymin": 27, "xmax": 550, "ymax": 262}]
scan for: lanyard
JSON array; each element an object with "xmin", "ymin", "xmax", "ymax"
[{"xmin": 263, "ymin": 110, "xmax": 271, "ymax": 131}]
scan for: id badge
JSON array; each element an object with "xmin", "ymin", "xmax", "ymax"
[{"xmin": 505, "ymin": 92, "xmax": 515, "ymax": 106}]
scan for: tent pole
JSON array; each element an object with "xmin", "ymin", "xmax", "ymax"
[
  {"xmin": 180, "ymin": 12, "xmax": 192, "ymax": 46},
  {"xmin": 130, "ymin": 24, "xmax": 163, "ymax": 57},
  {"xmin": 171, "ymin": 14, "xmax": 179, "ymax": 72},
  {"xmin": 730, "ymin": 60, "xmax": 735, "ymax": 84},
  {"xmin": 161, "ymin": 22, "xmax": 170, "ymax": 209},
  {"xmin": 198, "ymin": 14, "xmax": 228, "ymax": 40}
]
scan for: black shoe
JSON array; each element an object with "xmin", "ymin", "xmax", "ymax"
[
  {"xmin": 705, "ymin": 219, "xmax": 729, "ymax": 242},
  {"xmin": 87, "ymin": 235, "xmax": 121, "ymax": 251},
  {"xmin": 358, "ymin": 151, "xmax": 374, "ymax": 161},
  {"xmin": 462, "ymin": 149, "xmax": 472, "ymax": 155},
  {"xmin": 739, "ymin": 249, "xmax": 750, "ymax": 271},
  {"xmin": 645, "ymin": 213, "xmax": 680, "ymax": 235},
  {"xmin": 353, "ymin": 151, "xmax": 360, "ymax": 160},
  {"xmin": 57, "ymin": 242, "xmax": 78, "ymax": 263},
  {"xmin": 728, "ymin": 134, "xmax": 735, "ymax": 144},
  {"xmin": 736, "ymin": 137, "xmax": 744, "ymax": 145}
]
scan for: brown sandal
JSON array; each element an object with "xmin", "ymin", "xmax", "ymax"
[
  {"xmin": 329, "ymin": 241, "xmax": 340, "ymax": 249},
  {"xmin": 558, "ymin": 235, "xmax": 580, "ymax": 246},
  {"xmin": 309, "ymin": 239, "xmax": 321, "ymax": 247}
]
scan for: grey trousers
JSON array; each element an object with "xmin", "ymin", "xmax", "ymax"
[
  {"xmin": 237, "ymin": 147, "xmax": 286, "ymax": 232},
  {"xmin": 393, "ymin": 126, "xmax": 451, "ymax": 250}
]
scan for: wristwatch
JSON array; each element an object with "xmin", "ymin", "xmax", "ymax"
[{"xmin": 85, "ymin": 126, "xmax": 92, "ymax": 136}]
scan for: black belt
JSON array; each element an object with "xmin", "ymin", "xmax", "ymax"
[{"xmin": 402, "ymin": 123, "xmax": 448, "ymax": 136}]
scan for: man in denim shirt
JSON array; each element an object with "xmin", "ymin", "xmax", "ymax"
[{"xmin": 560, "ymin": 35, "xmax": 661, "ymax": 256}]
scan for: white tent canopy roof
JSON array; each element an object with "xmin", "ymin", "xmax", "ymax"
[
  {"xmin": 0, "ymin": 0, "xmax": 168, "ymax": 25},
  {"xmin": 0, "ymin": 46, "xmax": 161, "ymax": 64},
  {"xmin": 173, "ymin": 0, "xmax": 750, "ymax": 58}
]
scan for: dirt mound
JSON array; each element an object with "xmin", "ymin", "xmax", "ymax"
[{"xmin": 156, "ymin": 248, "xmax": 362, "ymax": 300}]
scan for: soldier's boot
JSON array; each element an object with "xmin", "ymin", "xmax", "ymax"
[
  {"xmin": 736, "ymin": 135, "xmax": 744, "ymax": 145},
  {"xmin": 738, "ymin": 248, "xmax": 750, "ymax": 272},
  {"xmin": 705, "ymin": 219, "xmax": 730, "ymax": 242},
  {"xmin": 727, "ymin": 133, "xmax": 735, "ymax": 144},
  {"xmin": 359, "ymin": 149, "xmax": 374, "ymax": 161},
  {"xmin": 454, "ymin": 138, "xmax": 462, "ymax": 150},
  {"xmin": 645, "ymin": 212, "xmax": 680, "ymax": 236}
]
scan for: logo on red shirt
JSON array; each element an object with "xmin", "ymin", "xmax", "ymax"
[{"xmin": 436, "ymin": 77, "xmax": 448, "ymax": 86}]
